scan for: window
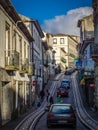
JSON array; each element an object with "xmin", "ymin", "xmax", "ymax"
[
  {"xmin": 51, "ymin": 105, "xmax": 70, "ymax": 114},
  {"xmin": 5, "ymin": 22, "xmax": 10, "ymax": 56},
  {"xmin": 60, "ymin": 38, "xmax": 64, "ymax": 44},
  {"xmin": 19, "ymin": 36, "xmax": 22, "ymax": 64},
  {"xmin": 24, "ymin": 42, "xmax": 26, "ymax": 60},
  {"xmin": 13, "ymin": 30, "xmax": 16, "ymax": 51},
  {"xmin": 27, "ymin": 45, "xmax": 29, "ymax": 59},
  {"xmin": 53, "ymin": 38, "xmax": 57, "ymax": 44}
]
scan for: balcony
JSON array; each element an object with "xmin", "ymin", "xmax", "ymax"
[
  {"xmin": 19, "ymin": 58, "xmax": 29, "ymax": 73},
  {"xmin": 19, "ymin": 64, "xmax": 27, "ymax": 73},
  {"xmin": 5, "ymin": 50, "xmax": 19, "ymax": 71},
  {"xmin": 61, "ymin": 57, "xmax": 66, "ymax": 63},
  {"xmin": 90, "ymin": 43, "xmax": 98, "ymax": 62}
]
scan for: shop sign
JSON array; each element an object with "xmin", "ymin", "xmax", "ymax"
[{"xmin": 75, "ymin": 61, "xmax": 82, "ymax": 67}]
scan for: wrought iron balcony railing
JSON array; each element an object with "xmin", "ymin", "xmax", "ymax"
[
  {"xmin": 19, "ymin": 64, "xmax": 26, "ymax": 73},
  {"xmin": 5, "ymin": 50, "xmax": 19, "ymax": 70},
  {"xmin": 19, "ymin": 58, "xmax": 29, "ymax": 73}
]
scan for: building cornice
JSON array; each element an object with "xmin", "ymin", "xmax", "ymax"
[
  {"xmin": 52, "ymin": 33, "xmax": 79, "ymax": 44},
  {"xmin": 77, "ymin": 14, "xmax": 93, "ymax": 27},
  {"xmin": 32, "ymin": 19, "xmax": 44, "ymax": 38},
  {"xmin": 0, "ymin": 0, "xmax": 34, "ymax": 42}
]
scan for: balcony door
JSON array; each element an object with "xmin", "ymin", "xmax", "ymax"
[{"xmin": 5, "ymin": 22, "xmax": 10, "ymax": 57}]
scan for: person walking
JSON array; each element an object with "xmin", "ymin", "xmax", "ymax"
[
  {"xmin": 45, "ymin": 89, "xmax": 50, "ymax": 102},
  {"xmin": 40, "ymin": 90, "xmax": 45, "ymax": 101},
  {"xmin": 35, "ymin": 95, "xmax": 41, "ymax": 108},
  {"xmin": 57, "ymin": 95, "xmax": 61, "ymax": 103},
  {"xmin": 49, "ymin": 96, "xmax": 54, "ymax": 106}
]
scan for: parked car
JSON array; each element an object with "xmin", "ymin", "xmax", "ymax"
[
  {"xmin": 57, "ymin": 87, "xmax": 68, "ymax": 97},
  {"xmin": 46, "ymin": 103, "xmax": 76, "ymax": 128}
]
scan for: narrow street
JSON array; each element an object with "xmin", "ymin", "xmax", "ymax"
[
  {"xmin": 1, "ymin": 1, "xmax": 98, "ymax": 130},
  {"xmin": 34, "ymin": 74, "xmax": 88, "ymax": 130}
]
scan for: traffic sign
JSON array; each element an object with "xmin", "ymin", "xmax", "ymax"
[
  {"xmin": 74, "ymin": 58, "xmax": 78, "ymax": 62},
  {"xmin": 75, "ymin": 61, "xmax": 82, "ymax": 67},
  {"xmin": 32, "ymin": 81, "xmax": 37, "ymax": 86}
]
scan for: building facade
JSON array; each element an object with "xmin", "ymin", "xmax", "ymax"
[
  {"xmin": 0, "ymin": 0, "xmax": 33, "ymax": 125},
  {"xmin": 92, "ymin": 0, "xmax": 98, "ymax": 110},
  {"xmin": 43, "ymin": 32, "xmax": 56, "ymax": 79},
  {"xmin": 77, "ymin": 14, "xmax": 95, "ymax": 107},
  {"xmin": 19, "ymin": 14, "xmax": 44, "ymax": 98},
  {"xmin": 47, "ymin": 34, "xmax": 79, "ymax": 72},
  {"xmin": 77, "ymin": 15, "xmax": 94, "ymax": 71}
]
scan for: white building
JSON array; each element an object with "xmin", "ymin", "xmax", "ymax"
[
  {"xmin": 47, "ymin": 34, "xmax": 79, "ymax": 72},
  {"xmin": 43, "ymin": 32, "xmax": 56, "ymax": 79}
]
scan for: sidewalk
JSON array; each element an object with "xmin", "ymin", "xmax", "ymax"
[
  {"xmin": 0, "ymin": 77, "xmax": 54, "ymax": 130},
  {"xmin": 77, "ymin": 75, "xmax": 98, "ymax": 123}
]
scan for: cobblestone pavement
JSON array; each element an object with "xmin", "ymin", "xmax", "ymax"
[{"xmin": 78, "ymin": 80, "xmax": 98, "ymax": 122}]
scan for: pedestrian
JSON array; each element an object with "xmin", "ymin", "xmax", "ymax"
[
  {"xmin": 40, "ymin": 90, "xmax": 45, "ymax": 101},
  {"xmin": 45, "ymin": 89, "xmax": 50, "ymax": 102},
  {"xmin": 57, "ymin": 95, "xmax": 61, "ymax": 103},
  {"xmin": 35, "ymin": 95, "xmax": 41, "ymax": 108},
  {"xmin": 49, "ymin": 96, "xmax": 54, "ymax": 106},
  {"xmin": 80, "ymin": 78, "xmax": 85, "ymax": 88}
]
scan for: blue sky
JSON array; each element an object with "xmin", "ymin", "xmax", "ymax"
[{"xmin": 11, "ymin": 0, "xmax": 92, "ymax": 35}]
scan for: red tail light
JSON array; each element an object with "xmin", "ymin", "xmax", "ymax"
[{"xmin": 48, "ymin": 113, "xmax": 55, "ymax": 118}]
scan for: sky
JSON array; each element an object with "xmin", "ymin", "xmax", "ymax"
[{"xmin": 11, "ymin": 0, "xmax": 92, "ymax": 36}]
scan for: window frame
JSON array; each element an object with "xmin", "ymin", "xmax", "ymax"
[
  {"xmin": 53, "ymin": 38, "xmax": 57, "ymax": 44},
  {"xmin": 60, "ymin": 38, "xmax": 64, "ymax": 44}
]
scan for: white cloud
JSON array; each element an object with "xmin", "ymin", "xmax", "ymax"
[{"xmin": 42, "ymin": 7, "xmax": 93, "ymax": 36}]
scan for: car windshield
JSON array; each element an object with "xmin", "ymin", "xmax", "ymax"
[
  {"xmin": 61, "ymin": 84, "xmax": 68, "ymax": 87},
  {"xmin": 51, "ymin": 105, "xmax": 71, "ymax": 114},
  {"xmin": 62, "ymin": 80, "xmax": 69, "ymax": 83}
]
